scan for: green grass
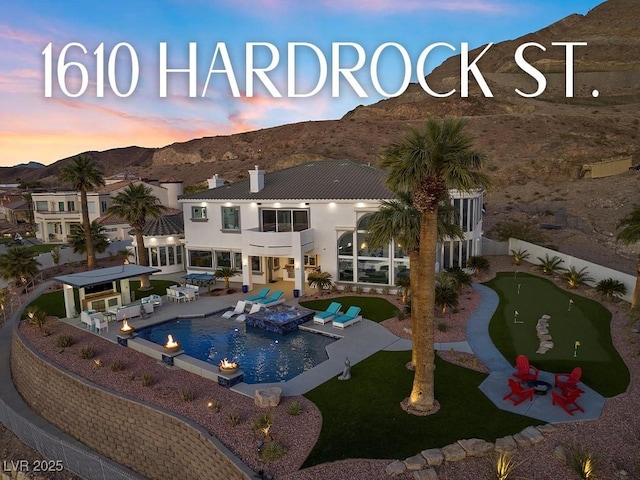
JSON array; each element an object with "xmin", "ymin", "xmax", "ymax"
[
  {"xmin": 24, "ymin": 280, "xmax": 177, "ymax": 318},
  {"xmin": 486, "ymin": 272, "xmax": 629, "ymax": 397},
  {"xmin": 25, "ymin": 243, "xmax": 63, "ymax": 256},
  {"xmin": 303, "ymin": 351, "xmax": 540, "ymax": 467},
  {"xmin": 299, "ymin": 296, "xmax": 398, "ymax": 322}
]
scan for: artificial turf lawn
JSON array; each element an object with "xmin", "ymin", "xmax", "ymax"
[
  {"xmin": 299, "ymin": 296, "xmax": 398, "ymax": 322},
  {"xmin": 485, "ymin": 272, "xmax": 629, "ymax": 397},
  {"xmin": 25, "ymin": 280, "xmax": 177, "ymax": 318},
  {"xmin": 303, "ymin": 351, "xmax": 540, "ymax": 467}
]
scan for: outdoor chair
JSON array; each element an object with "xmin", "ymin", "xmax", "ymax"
[
  {"xmin": 554, "ymin": 367, "xmax": 583, "ymax": 395},
  {"xmin": 222, "ymin": 301, "xmax": 247, "ymax": 318},
  {"xmin": 236, "ymin": 303, "xmax": 261, "ymax": 322},
  {"xmin": 502, "ymin": 378, "xmax": 535, "ymax": 406},
  {"xmin": 245, "ymin": 287, "xmax": 270, "ymax": 303},
  {"xmin": 313, "ymin": 302, "xmax": 342, "ymax": 324},
  {"xmin": 552, "ymin": 388, "xmax": 585, "ymax": 416},
  {"xmin": 150, "ymin": 294, "xmax": 162, "ymax": 307},
  {"xmin": 332, "ymin": 306, "xmax": 362, "ymax": 329},
  {"xmin": 513, "ymin": 355, "xmax": 539, "ymax": 383},
  {"xmin": 256, "ymin": 290, "xmax": 285, "ymax": 306},
  {"xmin": 94, "ymin": 315, "xmax": 108, "ymax": 334}
]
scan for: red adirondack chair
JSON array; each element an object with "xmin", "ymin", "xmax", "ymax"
[
  {"xmin": 554, "ymin": 367, "xmax": 583, "ymax": 394},
  {"xmin": 552, "ymin": 388, "xmax": 585, "ymax": 416},
  {"xmin": 513, "ymin": 355, "xmax": 539, "ymax": 382},
  {"xmin": 503, "ymin": 378, "xmax": 535, "ymax": 406}
]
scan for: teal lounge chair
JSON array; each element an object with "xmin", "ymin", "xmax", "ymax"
[
  {"xmin": 313, "ymin": 302, "xmax": 342, "ymax": 325},
  {"xmin": 245, "ymin": 287, "xmax": 270, "ymax": 303},
  {"xmin": 257, "ymin": 290, "xmax": 285, "ymax": 306},
  {"xmin": 332, "ymin": 306, "xmax": 362, "ymax": 329}
]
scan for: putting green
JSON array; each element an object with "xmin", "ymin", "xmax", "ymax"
[{"xmin": 486, "ymin": 272, "xmax": 629, "ymax": 397}]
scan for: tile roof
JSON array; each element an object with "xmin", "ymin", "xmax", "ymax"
[
  {"xmin": 97, "ymin": 207, "xmax": 182, "ymax": 226},
  {"xmin": 180, "ymin": 160, "xmax": 395, "ymax": 201},
  {"xmin": 141, "ymin": 213, "xmax": 184, "ymax": 236}
]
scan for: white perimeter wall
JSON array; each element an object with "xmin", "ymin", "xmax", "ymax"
[{"xmin": 509, "ymin": 238, "xmax": 636, "ymax": 304}]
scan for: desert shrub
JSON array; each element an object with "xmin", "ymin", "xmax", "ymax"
[
  {"xmin": 569, "ymin": 445, "xmax": 597, "ymax": 479},
  {"xmin": 435, "ymin": 283, "xmax": 459, "ymax": 316},
  {"xmin": 227, "ymin": 412, "xmax": 241, "ymax": 426},
  {"xmin": 381, "ymin": 287, "xmax": 389, "ymax": 295},
  {"xmin": 78, "ymin": 346, "xmax": 95, "ymax": 359},
  {"xmin": 261, "ymin": 441, "xmax": 287, "ymax": 461},
  {"xmin": 493, "ymin": 451, "xmax": 522, "ymax": 480},
  {"xmin": 355, "ymin": 286, "xmax": 364, "ymax": 294},
  {"xmin": 25, "ymin": 307, "xmax": 48, "ymax": 334},
  {"xmin": 109, "ymin": 359, "xmax": 125, "ymax": 372},
  {"xmin": 342, "ymin": 284, "xmax": 352, "ymax": 293},
  {"xmin": 253, "ymin": 413, "xmax": 273, "ymax": 440},
  {"xmin": 55, "ymin": 335, "xmax": 75, "ymax": 348},
  {"xmin": 141, "ymin": 373, "xmax": 154, "ymax": 387},
  {"xmin": 207, "ymin": 400, "xmax": 221, "ymax": 412},
  {"xmin": 179, "ymin": 388, "xmax": 196, "ymax": 402},
  {"xmin": 437, "ymin": 321, "xmax": 448, "ymax": 332},
  {"xmin": 287, "ymin": 401, "xmax": 302, "ymax": 416},
  {"xmin": 467, "ymin": 255, "xmax": 490, "ymax": 273}
]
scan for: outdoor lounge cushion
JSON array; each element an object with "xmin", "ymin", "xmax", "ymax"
[
  {"xmin": 245, "ymin": 287, "xmax": 270, "ymax": 302},
  {"xmin": 257, "ymin": 290, "xmax": 284, "ymax": 306},
  {"xmin": 313, "ymin": 302, "xmax": 342, "ymax": 324},
  {"xmin": 332, "ymin": 306, "xmax": 362, "ymax": 329}
]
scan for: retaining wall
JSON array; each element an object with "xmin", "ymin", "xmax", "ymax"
[{"xmin": 10, "ymin": 331, "xmax": 253, "ymax": 480}]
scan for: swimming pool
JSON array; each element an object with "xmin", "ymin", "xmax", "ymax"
[{"xmin": 135, "ymin": 316, "xmax": 335, "ymax": 384}]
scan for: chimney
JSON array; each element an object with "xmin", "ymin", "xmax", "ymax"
[
  {"xmin": 249, "ymin": 165, "xmax": 265, "ymax": 193},
  {"xmin": 207, "ymin": 174, "xmax": 225, "ymax": 189}
]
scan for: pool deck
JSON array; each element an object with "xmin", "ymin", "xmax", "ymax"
[{"xmin": 60, "ymin": 277, "xmax": 606, "ymax": 424}]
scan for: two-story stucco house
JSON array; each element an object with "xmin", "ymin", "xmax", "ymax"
[{"xmin": 179, "ymin": 160, "xmax": 485, "ymax": 296}]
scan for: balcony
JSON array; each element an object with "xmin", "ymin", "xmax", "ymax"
[{"xmin": 242, "ymin": 228, "xmax": 314, "ymax": 257}]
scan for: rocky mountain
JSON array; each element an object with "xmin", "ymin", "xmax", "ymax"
[{"xmin": 4, "ymin": 0, "xmax": 639, "ymax": 273}]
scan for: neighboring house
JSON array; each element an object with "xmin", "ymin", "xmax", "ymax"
[
  {"xmin": 32, "ymin": 178, "xmax": 184, "ymax": 243},
  {"xmin": 1, "ymin": 198, "xmax": 30, "ymax": 225},
  {"xmin": 179, "ymin": 160, "xmax": 485, "ymax": 296}
]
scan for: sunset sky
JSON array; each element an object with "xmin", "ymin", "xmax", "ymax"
[{"xmin": 1, "ymin": 0, "xmax": 603, "ymax": 168}]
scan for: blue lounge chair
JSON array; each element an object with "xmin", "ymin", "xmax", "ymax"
[
  {"xmin": 257, "ymin": 290, "xmax": 285, "ymax": 306},
  {"xmin": 313, "ymin": 302, "xmax": 342, "ymax": 325},
  {"xmin": 332, "ymin": 306, "xmax": 362, "ymax": 329},
  {"xmin": 245, "ymin": 287, "xmax": 270, "ymax": 303}
]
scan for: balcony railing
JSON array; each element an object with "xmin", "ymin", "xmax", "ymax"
[{"xmin": 242, "ymin": 228, "xmax": 314, "ymax": 256}]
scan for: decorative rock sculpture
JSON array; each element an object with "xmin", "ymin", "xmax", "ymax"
[{"xmin": 338, "ymin": 357, "xmax": 351, "ymax": 381}]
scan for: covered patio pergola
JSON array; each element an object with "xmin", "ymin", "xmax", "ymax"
[{"xmin": 54, "ymin": 264, "xmax": 161, "ymax": 318}]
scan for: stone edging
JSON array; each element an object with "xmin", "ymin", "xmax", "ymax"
[{"xmin": 385, "ymin": 424, "xmax": 556, "ymax": 478}]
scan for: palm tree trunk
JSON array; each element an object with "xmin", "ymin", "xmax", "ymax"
[
  {"xmin": 135, "ymin": 229, "xmax": 151, "ymax": 290},
  {"xmin": 81, "ymin": 190, "xmax": 96, "ymax": 269},
  {"xmin": 409, "ymin": 251, "xmax": 419, "ymax": 367},
  {"xmin": 409, "ymin": 209, "xmax": 437, "ymax": 412}
]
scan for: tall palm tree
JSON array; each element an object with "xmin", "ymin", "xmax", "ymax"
[
  {"xmin": 617, "ymin": 206, "xmax": 640, "ymax": 311},
  {"xmin": 68, "ymin": 221, "xmax": 110, "ymax": 257},
  {"xmin": 59, "ymin": 154, "xmax": 105, "ymax": 269},
  {"xmin": 366, "ymin": 191, "xmax": 465, "ymax": 369},
  {"xmin": 0, "ymin": 246, "xmax": 41, "ymax": 287},
  {"xmin": 378, "ymin": 117, "xmax": 490, "ymax": 412},
  {"xmin": 106, "ymin": 183, "xmax": 166, "ymax": 290}
]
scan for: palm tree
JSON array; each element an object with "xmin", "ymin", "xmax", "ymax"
[
  {"xmin": 596, "ymin": 278, "xmax": 627, "ymax": 302},
  {"xmin": 215, "ymin": 266, "xmax": 240, "ymax": 289},
  {"xmin": 435, "ymin": 283, "xmax": 459, "ymax": 317},
  {"xmin": 560, "ymin": 266, "xmax": 594, "ymax": 289},
  {"xmin": 511, "ymin": 248, "xmax": 530, "ymax": 266},
  {"xmin": 0, "ymin": 246, "xmax": 41, "ymax": 287},
  {"xmin": 617, "ymin": 206, "xmax": 640, "ymax": 311},
  {"xmin": 467, "ymin": 255, "xmax": 490, "ymax": 275},
  {"xmin": 68, "ymin": 221, "xmax": 110, "ymax": 257},
  {"xmin": 59, "ymin": 154, "xmax": 105, "ymax": 269},
  {"xmin": 378, "ymin": 117, "xmax": 490, "ymax": 412},
  {"xmin": 366, "ymin": 191, "xmax": 465, "ymax": 368},
  {"xmin": 536, "ymin": 254, "xmax": 564, "ymax": 275},
  {"xmin": 106, "ymin": 183, "xmax": 166, "ymax": 290},
  {"xmin": 307, "ymin": 270, "xmax": 333, "ymax": 295}
]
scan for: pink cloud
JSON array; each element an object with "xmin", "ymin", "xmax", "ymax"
[{"xmin": 0, "ymin": 24, "xmax": 49, "ymax": 44}]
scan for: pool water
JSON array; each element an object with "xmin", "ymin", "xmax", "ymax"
[{"xmin": 136, "ymin": 316, "xmax": 335, "ymax": 384}]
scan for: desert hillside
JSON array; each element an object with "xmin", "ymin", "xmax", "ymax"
[{"xmin": 4, "ymin": 0, "xmax": 639, "ymax": 273}]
